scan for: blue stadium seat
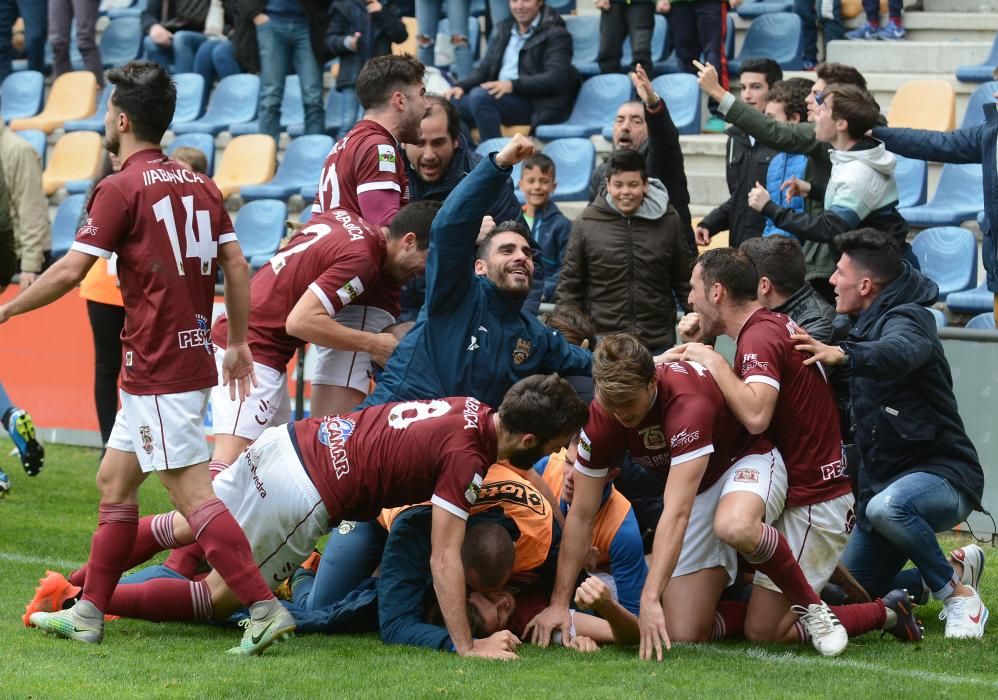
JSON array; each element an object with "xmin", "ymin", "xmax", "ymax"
[
  {"xmin": 63, "ymin": 83, "xmax": 113, "ymax": 133},
  {"xmin": 910, "ymin": 227, "xmax": 977, "ymax": 301},
  {"xmin": 230, "ymin": 75, "xmax": 304, "ymax": 136},
  {"xmin": 18, "ymin": 129, "xmax": 47, "ymax": 166},
  {"xmin": 956, "ymin": 34, "xmax": 998, "ymax": 83},
  {"xmin": 166, "ymin": 133, "xmax": 216, "ymax": 176},
  {"xmin": 241, "ymin": 134, "xmax": 334, "ymax": 201},
  {"xmin": 620, "ymin": 15, "xmax": 667, "ymax": 70},
  {"xmin": 51, "ymin": 194, "xmax": 86, "ymax": 259},
  {"xmin": 64, "ymin": 178, "xmax": 94, "ymax": 195},
  {"xmin": 947, "ymin": 280, "xmax": 994, "ymax": 314},
  {"xmin": 727, "ymin": 13, "xmax": 804, "ymax": 75},
  {"xmin": 234, "ymin": 199, "xmax": 288, "ymax": 269},
  {"xmin": 543, "ymin": 138, "xmax": 596, "ymax": 202},
  {"xmin": 966, "ymin": 312, "xmax": 996, "ymax": 330},
  {"xmin": 652, "ymin": 73, "xmax": 701, "ymax": 135},
  {"xmin": 170, "ymin": 73, "xmax": 206, "ymax": 129},
  {"xmin": 962, "ymin": 81, "xmax": 998, "ymax": 128},
  {"xmin": 656, "ymin": 14, "xmax": 734, "ymax": 75},
  {"xmin": 98, "ymin": 16, "xmax": 142, "ymax": 68},
  {"xmin": 928, "ymin": 308, "xmax": 947, "ymax": 329},
  {"xmin": 1, "ymin": 71, "xmax": 44, "ymax": 122},
  {"xmin": 892, "ymin": 154, "xmax": 927, "ymax": 209},
  {"xmin": 737, "ymin": 0, "xmax": 794, "ymax": 18},
  {"xmin": 899, "ymin": 163, "xmax": 984, "ymax": 227},
  {"xmin": 172, "ymin": 73, "xmax": 259, "ymax": 136},
  {"xmin": 298, "ymin": 207, "xmax": 313, "ymax": 224},
  {"xmin": 106, "ymin": 0, "xmax": 143, "ymax": 18},
  {"xmin": 536, "ymin": 74, "xmax": 632, "ymax": 139},
  {"xmin": 300, "ymin": 184, "xmax": 318, "ymax": 203},
  {"xmin": 548, "ymin": 0, "xmax": 575, "ymax": 11},
  {"xmin": 288, "ymin": 88, "xmax": 346, "ymax": 138},
  {"xmin": 475, "ymin": 137, "xmax": 511, "ymax": 158},
  {"xmin": 565, "ymin": 15, "xmax": 600, "ymax": 77},
  {"xmin": 979, "ymin": 210, "xmax": 986, "ymax": 229}
]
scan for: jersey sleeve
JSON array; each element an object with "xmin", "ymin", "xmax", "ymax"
[
  {"xmin": 306, "ymin": 247, "xmax": 382, "ymax": 318},
  {"xmin": 216, "ymin": 206, "xmax": 236, "ymax": 245},
  {"xmin": 430, "ymin": 450, "xmax": 488, "ymax": 521},
  {"xmin": 71, "ymin": 182, "xmax": 130, "ymax": 259},
  {"xmin": 662, "ymin": 393, "xmax": 717, "ymax": 466},
  {"xmin": 575, "ymin": 405, "xmax": 627, "ymax": 478},
  {"xmin": 737, "ymin": 323, "xmax": 788, "ymax": 391},
  {"xmin": 354, "ymin": 137, "xmax": 404, "ymax": 201}
]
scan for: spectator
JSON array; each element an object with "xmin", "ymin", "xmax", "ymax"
[
  {"xmin": 0, "ymin": 0, "xmax": 47, "ymax": 80},
  {"xmin": 518, "ymin": 153, "xmax": 570, "ymax": 303},
  {"xmin": 846, "ymin": 0, "xmax": 904, "ymax": 41},
  {"xmin": 170, "ymin": 145, "xmax": 209, "ymax": 173},
  {"xmin": 416, "ymin": 0, "xmax": 473, "ymax": 81},
  {"xmin": 795, "ymin": 0, "xmax": 843, "ymax": 70},
  {"xmin": 141, "ymin": 0, "xmax": 210, "ymax": 74},
  {"xmin": 555, "ymin": 148, "xmax": 693, "ymax": 353},
  {"xmin": 696, "ymin": 58, "xmax": 781, "ymax": 250},
  {"xmin": 445, "ymin": 0, "xmax": 578, "ymax": 142},
  {"xmin": 191, "ymin": 0, "xmax": 244, "ymax": 88},
  {"xmin": 590, "ymin": 65, "xmax": 693, "ymax": 248},
  {"xmin": 760, "ymin": 78, "xmax": 812, "ymax": 239},
  {"xmin": 660, "ymin": 0, "xmax": 729, "ymax": 130},
  {"xmin": 48, "ymin": 0, "xmax": 102, "ymax": 84},
  {"xmin": 327, "ymin": 0, "xmax": 408, "ymax": 136},
  {"xmin": 595, "ymin": 0, "xmax": 656, "ymax": 76},
  {"xmin": 0, "ymin": 120, "xmax": 51, "ymax": 290}
]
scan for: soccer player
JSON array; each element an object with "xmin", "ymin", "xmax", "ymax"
[{"xmin": 1, "ymin": 61, "xmax": 293, "ymax": 655}]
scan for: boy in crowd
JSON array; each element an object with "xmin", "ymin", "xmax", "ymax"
[
  {"xmin": 761, "ymin": 79, "xmax": 812, "ymax": 239},
  {"xmin": 518, "ymin": 153, "xmax": 571, "ymax": 303}
]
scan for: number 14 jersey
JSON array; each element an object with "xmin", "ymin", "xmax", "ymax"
[{"xmin": 71, "ymin": 149, "xmax": 235, "ymax": 396}]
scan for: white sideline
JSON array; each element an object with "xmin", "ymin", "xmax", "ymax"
[{"xmin": 0, "ymin": 551, "xmax": 83, "ymax": 570}]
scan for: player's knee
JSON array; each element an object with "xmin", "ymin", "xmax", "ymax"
[
  {"xmin": 744, "ymin": 616, "xmax": 784, "ymax": 642},
  {"xmin": 713, "ymin": 513, "xmax": 759, "ymax": 552},
  {"xmin": 668, "ymin": 616, "xmax": 713, "ymax": 644}
]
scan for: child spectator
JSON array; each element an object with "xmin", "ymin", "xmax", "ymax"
[
  {"xmin": 846, "ymin": 0, "xmax": 905, "ymax": 40},
  {"xmin": 170, "ymin": 145, "xmax": 209, "ymax": 174},
  {"xmin": 595, "ymin": 0, "xmax": 657, "ymax": 76},
  {"xmin": 518, "ymin": 154, "xmax": 571, "ymax": 303},
  {"xmin": 761, "ymin": 78, "xmax": 812, "ymax": 238}
]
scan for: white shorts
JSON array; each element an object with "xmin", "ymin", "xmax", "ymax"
[
  {"xmin": 311, "ymin": 305, "xmax": 395, "ymax": 392},
  {"xmin": 211, "ymin": 426, "xmax": 331, "ymax": 588},
  {"xmin": 753, "ymin": 492, "xmax": 856, "ymax": 594},
  {"xmin": 719, "ymin": 448, "xmax": 788, "ymax": 525},
  {"xmin": 107, "ymin": 388, "xmax": 211, "ymax": 472},
  {"xmin": 210, "ymin": 347, "xmax": 291, "ymax": 441},
  {"xmin": 673, "ymin": 469, "xmax": 739, "ymax": 586}
]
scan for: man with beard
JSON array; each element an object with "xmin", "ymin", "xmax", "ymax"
[{"xmin": 360, "ymin": 134, "xmax": 591, "ymax": 410}]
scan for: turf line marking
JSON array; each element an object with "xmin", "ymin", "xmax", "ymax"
[
  {"xmin": 691, "ymin": 645, "xmax": 998, "ymax": 689},
  {"xmin": 0, "ymin": 551, "xmax": 83, "ymax": 570}
]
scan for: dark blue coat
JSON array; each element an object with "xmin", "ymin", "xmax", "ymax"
[{"xmin": 325, "ymin": 0, "xmax": 407, "ymax": 90}]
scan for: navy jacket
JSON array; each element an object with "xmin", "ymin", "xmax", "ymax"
[
  {"xmin": 362, "ymin": 154, "xmax": 591, "ymax": 409},
  {"xmin": 873, "ymin": 105, "xmax": 998, "ymax": 293},
  {"xmin": 837, "ymin": 263, "xmax": 984, "ymax": 524},
  {"xmin": 325, "ymin": 0, "xmax": 407, "ymax": 90}
]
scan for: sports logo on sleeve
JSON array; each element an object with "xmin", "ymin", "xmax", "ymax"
[
  {"xmin": 377, "ymin": 144, "xmax": 397, "ymax": 173},
  {"xmin": 464, "ymin": 473, "xmax": 484, "ymax": 505},
  {"xmin": 336, "ymin": 276, "xmax": 365, "ymax": 306},
  {"xmin": 741, "ymin": 353, "xmax": 769, "ymax": 373},
  {"xmin": 578, "ymin": 431, "xmax": 593, "ymax": 461},
  {"xmin": 512, "ymin": 338, "xmax": 532, "ymax": 365}
]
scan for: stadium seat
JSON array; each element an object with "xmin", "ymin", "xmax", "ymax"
[
  {"xmin": 172, "ymin": 73, "xmax": 259, "ymax": 136},
  {"xmin": 548, "ymin": 0, "xmax": 575, "ymax": 10},
  {"xmin": 42, "ymin": 131, "xmax": 103, "ymax": 195},
  {"xmin": 394, "ymin": 17, "xmax": 418, "ymax": 56},
  {"xmin": 892, "ymin": 154, "xmax": 927, "ymax": 209},
  {"xmin": 737, "ymin": 0, "xmax": 794, "ymax": 18},
  {"xmin": 0, "ymin": 71, "xmax": 44, "ymax": 122},
  {"xmin": 230, "ymin": 75, "xmax": 305, "ymax": 136},
  {"xmin": 653, "ymin": 74, "xmax": 702, "ymax": 135},
  {"xmin": 899, "ymin": 163, "xmax": 984, "ymax": 227},
  {"xmin": 289, "ymin": 88, "xmax": 345, "ymax": 138},
  {"xmin": 106, "ymin": 0, "xmax": 143, "ymax": 18},
  {"xmin": 298, "ymin": 207, "xmax": 313, "ymax": 224},
  {"xmin": 620, "ymin": 15, "xmax": 667, "ymax": 70},
  {"xmin": 886, "ymin": 80, "xmax": 955, "ymax": 132},
  {"xmin": 17, "ymin": 129, "xmax": 47, "ymax": 166},
  {"xmin": 234, "ymin": 199, "xmax": 288, "ymax": 269},
  {"xmin": 947, "ymin": 280, "xmax": 995, "ymax": 315},
  {"xmin": 63, "ymin": 83, "xmax": 113, "ymax": 133},
  {"xmin": 543, "ymin": 138, "xmax": 596, "ymax": 202},
  {"xmin": 213, "ymin": 134, "xmax": 276, "ymax": 198},
  {"xmin": 165, "ymin": 133, "xmax": 217, "ymax": 176},
  {"xmin": 300, "ymin": 184, "xmax": 318, "ymax": 203},
  {"xmin": 956, "ymin": 33, "xmax": 998, "ymax": 83},
  {"xmin": 928, "ymin": 308, "xmax": 947, "ymax": 329},
  {"xmin": 966, "ymin": 312, "xmax": 997, "ymax": 330},
  {"xmin": 536, "ymin": 74, "xmax": 632, "ymax": 139},
  {"xmin": 8, "ymin": 71, "xmax": 98, "ymax": 133},
  {"xmin": 170, "ymin": 73, "xmax": 206, "ymax": 129},
  {"xmin": 475, "ymin": 137, "xmax": 511, "ymax": 158},
  {"xmin": 96, "ymin": 16, "xmax": 142, "ymax": 68},
  {"xmin": 565, "ymin": 15, "xmax": 600, "ymax": 77},
  {"xmin": 962, "ymin": 81, "xmax": 998, "ymax": 129},
  {"xmin": 51, "ymin": 194, "xmax": 86, "ymax": 259},
  {"xmin": 241, "ymin": 134, "xmax": 334, "ymax": 201},
  {"xmin": 910, "ymin": 227, "xmax": 977, "ymax": 301},
  {"xmin": 727, "ymin": 13, "xmax": 804, "ymax": 75}
]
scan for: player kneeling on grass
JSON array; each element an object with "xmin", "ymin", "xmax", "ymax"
[{"xmin": 26, "ymin": 374, "xmax": 588, "ymax": 660}]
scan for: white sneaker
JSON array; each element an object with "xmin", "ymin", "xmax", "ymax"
[
  {"xmin": 28, "ymin": 599, "xmax": 104, "ymax": 643},
  {"xmin": 950, "ymin": 544, "xmax": 985, "ymax": 589},
  {"xmin": 940, "ymin": 588, "xmax": 989, "ymax": 639},
  {"xmin": 792, "ymin": 602, "xmax": 848, "ymax": 656}
]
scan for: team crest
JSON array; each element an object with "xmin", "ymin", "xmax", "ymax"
[
  {"xmin": 139, "ymin": 426, "xmax": 154, "ymax": 455},
  {"xmin": 377, "ymin": 144, "xmax": 397, "ymax": 172},
  {"xmin": 338, "ymin": 521, "xmax": 357, "ymax": 535},
  {"xmin": 734, "ymin": 468, "xmax": 759, "ymax": 484},
  {"xmin": 336, "ymin": 276, "xmax": 365, "ymax": 305},
  {"xmin": 465, "ymin": 473, "xmax": 484, "ymax": 505},
  {"xmin": 512, "ymin": 338, "xmax": 532, "ymax": 365},
  {"xmin": 640, "ymin": 426, "xmax": 669, "ymax": 450}
]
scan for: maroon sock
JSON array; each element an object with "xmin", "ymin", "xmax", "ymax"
[
  {"xmin": 711, "ymin": 600, "xmax": 748, "ymax": 640},
  {"xmin": 80, "ymin": 503, "xmax": 139, "ymax": 611},
  {"xmin": 164, "ymin": 542, "xmax": 208, "ymax": 578},
  {"xmin": 744, "ymin": 523, "xmax": 821, "ymax": 608},
  {"xmin": 106, "ymin": 578, "xmax": 213, "ymax": 622},
  {"xmin": 208, "ymin": 460, "xmax": 230, "ymax": 480},
  {"xmin": 187, "ymin": 498, "xmax": 273, "ymax": 606},
  {"xmin": 70, "ymin": 512, "xmax": 180, "ymax": 588},
  {"xmin": 829, "ymin": 600, "xmax": 886, "ymax": 636}
]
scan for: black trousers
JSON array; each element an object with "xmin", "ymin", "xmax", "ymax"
[
  {"xmin": 598, "ymin": 1, "xmax": 657, "ymax": 76},
  {"xmin": 86, "ymin": 299, "xmax": 124, "ymax": 446},
  {"xmin": 669, "ymin": 0, "xmax": 728, "ymax": 113}
]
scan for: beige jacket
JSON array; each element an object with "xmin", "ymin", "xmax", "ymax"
[{"xmin": 0, "ymin": 125, "xmax": 51, "ymax": 273}]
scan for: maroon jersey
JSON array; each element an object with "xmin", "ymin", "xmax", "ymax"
[
  {"xmin": 735, "ymin": 308, "xmax": 851, "ymax": 507},
  {"xmin": 71, "ymin": 149, "xmax": 235, "ymax": 395},
  {"xmin": 211, "ymin": 208, "xmax": 400, "ymax": 372},
  {"xmin": 290, "ymin": 396, "xmax": 497, "ymax": 522},
  {"xmin": 312, "ymin": 119, "xmax": 409, "ymax": 224},
  {"xmin": 576, "ymin": 362, "xmax": 770, "ymax": 493}
]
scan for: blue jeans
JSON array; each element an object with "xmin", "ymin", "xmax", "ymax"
[
  {"xmin": 0, "ymin": 0, "xmax": 47, "ymax": 79},
  {"xmin": 416, "ymin": 0, "xmax": 473, "ymax": 80},
  {"xmin": 862, "ymin": 0, "xmax": 902, "ymax": 21},
  {"xmin": 795, "ymin": 0, "xmax": 843, "ymax": 63},
  {"xmin": 292, "ymin": 520, "xmax": 386, "ymax": 611},
  {"xmin": 255, "ymin": 17, "xmax": 324, "ymax": 142},
  {"xmin": 456, "ymin": 87, "xmax": 532, "ymax": 142},
  {"xmin": 192, "ymin": 37, "xmax": 240, "ymax": 87},
  {"xmin": 119, "ymin": 563, "xmax": 190, "ymax": 584},
  {"xmin": 842, "ymin": 472, "xmax": 972, "ymax": 601},
  {"xmin": 142, "ymin": 30, "xmax": 208, "ymax": 74}
]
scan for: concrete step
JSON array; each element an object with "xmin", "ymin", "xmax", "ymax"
[
  {"xmin": 825, "ymin": 39, "xmax": 992, "ymax": 74},
  {"xmin": 924, "ymin": 0, "xmax": 998, "ymax": 11},
  {"xmin": 902, "ymin": 12, "xmax": 998, "ymax": 43}
]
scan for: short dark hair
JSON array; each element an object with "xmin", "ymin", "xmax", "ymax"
[
  {"xmin": 544, "ymin": 307, "xmax": 596, "ymax": 348},
  {"xmin": 498, "ymin": 374, "xmax": 590, "ymax": 444},
  {"xmin": 816, "ymin": 62, "xmax": 867, "ymax": 91},
  {"xmin": 522, "ymin": 153, "xmax": 556, "ymax": 177},
  {"xmin": 107, "ymin": 61, "xmax": 176, "ymax": 143},
  {"xmin": 591, "ymin": 334, "xmax": 654, "ymax": 408},
  {"xmin": 426, "ymin": 94, "xmax": 460, "ymax": 141},
  {"xmin": 766, "ymin": 79, "xmax": 811, "ymax": 122},
  {"xmin": 389, "ymin": 199, "xmax": 440, "ymax": 249},
  {"xmin": 462, "ymin": 523, "xmax": 515, "ymax": 591},
  {"xmin": 835, "ymin": 228, "xmax": 903, "ymax": 286},
  {"xmin": 697, "ymin": 248, "xmax": 759, "ymax": 303},
  {"xmin": 738, "ymin": 58, "xmax": 783, "ymax": 88},
  {"xmin": 824, "ymin": 83, "xmax": 881, "ymax": 139},
  {"xmin": 740, "ymin": 236, "xmax": 806, "ymax": 297},
  {"xmin": 170, "ymin": 146, "xmax": 207, "ymax": 174},
  {"xmin": 476, "ymin": 220, "xmax": 531, "ymax": 259},
  {"xmin": 605, "ymin": 148, "xmax": 646, "ymax": 180},
  {"xmin": 356, "ymin": 54, "xmax": 426, "ymax": 111}
]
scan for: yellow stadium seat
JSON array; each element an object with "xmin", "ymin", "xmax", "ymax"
[
  {"xmin": 42, "ymin": 131, "xmax": 103, "ymax": 195},
  {"xmin": 213, "ymin": 134, "xmax": 276, "ymax": 199},
  {"xmin": 9, "ymin": 71, "xmax": 98, "ymax": 134},
  {"xmin": 393, "ymin": 17, "xmax": 418, "ymax": 56},
  {"xmin": 693, "ymin": 215, "xmax": 729, "ymax": 253},
  {"xmin": 886, "ymin": 79, "xmax": 956, "ymax": 132}
]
